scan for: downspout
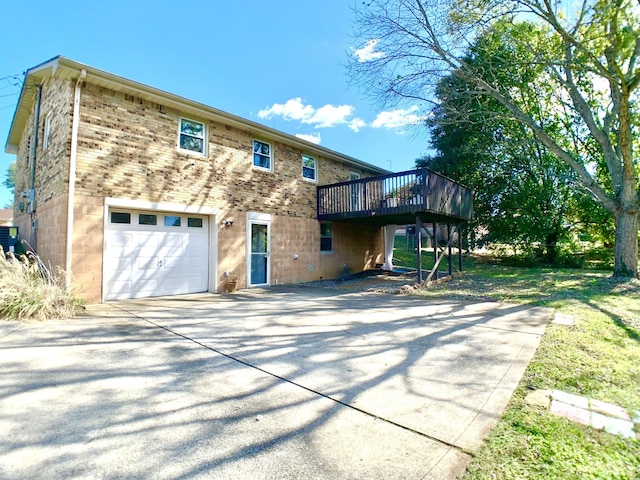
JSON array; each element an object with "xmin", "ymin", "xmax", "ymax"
[
  {"xmin": 30, "ymin": 85, "xmax": 42, "ymax": 194},
  {"xmin": 65, "ymin": 69, "xmax": 86, "ymax": 290},
  {"xmin": 29, "ymin": 85, "xmax": 43, "ymax": 249}
]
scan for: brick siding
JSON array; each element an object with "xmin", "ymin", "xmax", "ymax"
[{"xmin": 11, "ymin": 75, "xmax": 384, "ymax": 302}]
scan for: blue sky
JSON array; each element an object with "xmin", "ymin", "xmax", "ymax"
[{"xmin": 0, "ymin": 0, "xmax": 433, "ymax": 207}]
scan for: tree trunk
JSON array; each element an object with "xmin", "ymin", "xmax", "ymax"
[
  {"xmin": 613, "ymin": 208, "xmax": 639, "ymax": 278},
  {"xmin": 545, "ymin": 232, "xmax": 559, "ymax": 264}
]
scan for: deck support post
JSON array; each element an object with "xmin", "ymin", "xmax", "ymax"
[
  {"xmin": 416, "ymin": 216, "xmax": 423, "ymax": 284},
  {"xmin": 447, "ymin": 221, "xmax": 452, "ymax": 276},
  {"xmin": 433, "ymin": 222, "xmax": 438, "ymax": 280},
  {"xmin": 458, "ymin": 223, "xmax": 463, "ymax": 272}
]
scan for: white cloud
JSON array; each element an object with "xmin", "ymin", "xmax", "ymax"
[
  {"xmin": 258, "ymin": 97, "xmax": 314, "ymax": 122},
  {"xmin": 352, "ymin": 39, "xmax": 385, "ymax": 63},
  {"xmin": 296, "ymin": 132, "xmax": 322, "ymax": 144},
  {"xmin": 310, "ymin": 103, "xmax": 355, "ymax": 127},
  {"xmin": 371, "ymin": 106, "xmax": 425, "ymax": 129},
  {"xmin": 348, "ymin": 118, "xmax": 366, "ymax": 132},
  {"xmin": 258, "ymin": 97, "xmax": 365, "ymax": 130}
]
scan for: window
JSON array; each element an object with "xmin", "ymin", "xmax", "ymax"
[
  {"xmin": 43, "ymin": 114, "xmax": 51, "ymax": 151},
  {"xmin": 253, "ymin": 140, "xmax": 272, "ymax": 170},
  {"xmin": 179, "ymin": 118, "xmax": 206, "ymax": 154},
  {"xmin": 110, "ymin": 212, "xmax": 131, "ymax": 224},
  {"xmin": 187, "ymin": 217, "xmax": 203, "ymax": 228},
  {"xmin": 164, "ymin": 215, "xmax": 181, "ymax": 227},
  {"xmin": 320, "ymin": 222, "xmax": 332, "ymax": 252},
  {"xmin": 302, "ymin": 155, "xmax": 316, "ymax": 182},
  {"xmin": 139, "ymin": 214, "xmax": 157, "ymax": 225}
]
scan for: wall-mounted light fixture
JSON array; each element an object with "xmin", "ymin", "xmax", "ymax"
[{"xmin": 221, "ymin": 219, "xmax": 234, "ymax": 227}]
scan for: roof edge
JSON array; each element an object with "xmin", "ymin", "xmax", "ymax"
[{"xmin": 6, "ymin": 56, "xmax": 389, "ymax": 175}]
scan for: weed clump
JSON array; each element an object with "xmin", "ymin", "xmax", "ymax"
[{"xmin": 0, "ymin": 249, "xmax": 82, "ymax": 321}]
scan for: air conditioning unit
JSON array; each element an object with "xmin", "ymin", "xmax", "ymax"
[{"xmin": 0, "ymin": 226, "xmax": 19, "ymax": 253}]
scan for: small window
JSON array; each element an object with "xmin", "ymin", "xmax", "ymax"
[
  {"xmin": 179, "ymin": 118, "xmax": 206, "ymax": 154},
  {"xmin": 110, "ymin": 212, "xmax": 131, "ymax": 224},
  {"xmin": 188, "ymin": 217, "xmax": 203, "ymax": 228},
  {"xmin": 302, "ymin": 155, "xmax": 316, "ymax": 182},
  {"xmin": 164, "ymin": 215, "xmax": 181, "ymax": 227},
  {"xmin": 139, "ymin": 214, "xmax": 157, "ymax": 225},
  {"xmin": 253, "ymin": 140, "xmax": 272, "ymax": 170},
  {"xmin": 43, "ymin": 114, "xmax": 51, "ymax": 151},
  {"xmin": 320, "ymin": 222, "xmax": 332, "ymax": 252}
]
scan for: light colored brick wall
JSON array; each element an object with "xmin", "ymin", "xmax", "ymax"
[
  {"xmin": 217, "ymin": 209, "xmax": 247, "ymax": 289},
  {"xmin": 12, "ymin": 78, "xmax": 72, "ymax": 266},
  {"xmin": 271, "ymin": 216, "xmax": 384, "ymax": 284},
  {"xmin": 74, "ymin": 83, "xmax": 372, "ymax": 214},
  {"xmin": 12, "ymin": 78, "xmax": 385, "ymax": 301},
  {"xmin": 70, "ymin": 82, "xmax": 383, "ymax": 297},
  {"xmin": 70, "ymin": 194, "xmax": 104, "ymax": 302}
]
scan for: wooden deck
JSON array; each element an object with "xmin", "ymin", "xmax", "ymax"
[{"xmin": 317, "ymin": 168, "xmax": 472, "ymax": 225}]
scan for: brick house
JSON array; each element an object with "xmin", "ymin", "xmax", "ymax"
[{"xmin": 5, "ymin": 56, "xmax": 387, "ymax": 303}]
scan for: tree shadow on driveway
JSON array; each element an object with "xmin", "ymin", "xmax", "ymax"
[{"xmin": 0, "ymin": 287, "xmax": 551, "ymax": 479}]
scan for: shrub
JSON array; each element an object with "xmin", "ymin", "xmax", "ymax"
[{"xmin": 0, "ymin": 249, "xmax": 82, "ymax": 320}]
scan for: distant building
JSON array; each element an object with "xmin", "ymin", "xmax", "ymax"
[{"xmin": 0, "ymin": 209, "xmax": 12, "ymax": 226}]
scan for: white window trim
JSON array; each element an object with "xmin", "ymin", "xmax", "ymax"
[
  {"xmin": 252, "ymin": 139, "xmax": 273, "ymax": 172},
  {"xmin": 301, "ymin": 154, "xmax": 317, "ymax": 183},
  {"xmin": 178, "ymin": 117, "xmax": 207, "ymax": 156},
  {"xmin": 246, "ymin": 212, "xmax": 272, "ymax": 287},
  {"xmin": 43, "ymin": 113, "xmax": 51, "ymax": 151}
]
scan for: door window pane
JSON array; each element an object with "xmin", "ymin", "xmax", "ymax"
[
  {"xmin": 164, "ymin": 215, "xmax": 181, "ymax": 227},
  {"xmin": 139, "ymin": 214, "xmax": 157, "ymax": 225},
  {"xmin": 110, "ymin": 212, "xmax": 131, "ymax": 224},
  {"xmin": 188, "ymin": 217, "xmax": 203, "ymax": 228},
  {"xmin": 250, "ymin": 223, "xmax": 268, "ymax": 284}
]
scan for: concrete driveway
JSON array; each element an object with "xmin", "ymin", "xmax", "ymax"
[{"xmin": 0, "ymin": 287, "xmax": 551, "ymax": 479}]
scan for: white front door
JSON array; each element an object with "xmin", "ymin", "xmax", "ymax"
[{"xmin": 247, "ymin": 212, "xmax": 271, "ymax": 286}]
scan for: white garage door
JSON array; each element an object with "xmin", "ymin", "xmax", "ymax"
[{"xmin": 104, "ymin": 209, "xmax": 209, "ymax": 301}]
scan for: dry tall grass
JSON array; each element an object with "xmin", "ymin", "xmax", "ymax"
[{"xmin": 0, "ymin": 249, "xmax": 82, "ymax": 320}]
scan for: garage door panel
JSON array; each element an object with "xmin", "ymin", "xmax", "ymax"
[
  {"xmin": 135, "ymin": 279, "xmax": 160, "ymax": 296},
  {"xmin": 107, "ymin": 233, "xmax": 134, "ymax": 247},
  {"xmin": 106, "ymin": 280, "xmax": 134, "ymax": 300},
  {"xmin": 136, "ymin": 256, "xmax": 162, "ymax": 270},
  {"xmin": 186, "ymin": 236, "xmax": 207, "ymax": 248},
  {"xmin": 104, "ymin": 210, "xmax": 210, "ymax": 301}
]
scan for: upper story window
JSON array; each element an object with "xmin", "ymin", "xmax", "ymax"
[
  {"xmin": 253, "ymin": 140, "xmax": 272, "ymax": 171},
  {"xmin": 302, "ymin": 155, "xmax": 317, "ymax": 182},
  {"xmin": 43, "ymin": 114, "xmax": 51, "ymax": 151},
  {"xmin": 179, "ymin": 118, "xmax": 206, "ymax": 155}
]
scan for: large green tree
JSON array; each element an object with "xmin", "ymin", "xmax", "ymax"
[
  {"xmin": 3, "ymin": 162, "xmax": 15, "ymax": 194},
  {"xmin": 421, "ymin": 21, "xmax": 610, "ymax": 261},
  {"xmin": 3, "ymin": 161, "xmax": 16, "ymax": 208},
  {"xmin": 349, "ymin": 0, "xmax": 640, "ymax": 278}
]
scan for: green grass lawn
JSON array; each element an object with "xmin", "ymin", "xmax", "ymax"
[{"xmin": 403, "ymin": 256, "xmax": 640, "ymax": 479}]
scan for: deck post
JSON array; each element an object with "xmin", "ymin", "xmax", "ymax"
[
  {"xmin": 447, "ymin": 221, "xmax": 452, "ymax": 275},
  {"xmin": 458, "ymin": 223, "xmax": 463, "ymax": 272},
  {"xmin": 433, "ymin": 222, "xmax": 438, "ymax": 280},
  {"xmin": 416, "ymin": 216, "xmax": 422, "ymax": 283}
]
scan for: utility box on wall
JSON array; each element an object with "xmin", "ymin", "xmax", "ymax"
[{"xmin": 0, "ymin": 226, "xmax": 19, "ymax": 253}]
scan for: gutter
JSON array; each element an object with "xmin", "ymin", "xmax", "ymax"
[{"xmin": 65, "ymin": 69, "xmax": 86, "ymax": 289}]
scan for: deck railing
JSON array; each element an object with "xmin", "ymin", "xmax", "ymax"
[{"xmin": 317, "ymin": 168, "xmax": 473, "ymax": 221}]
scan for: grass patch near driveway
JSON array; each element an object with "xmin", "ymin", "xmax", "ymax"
[{"xmin": 406, "ymin": 261, "xmax": 640, "ymax": 479}]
